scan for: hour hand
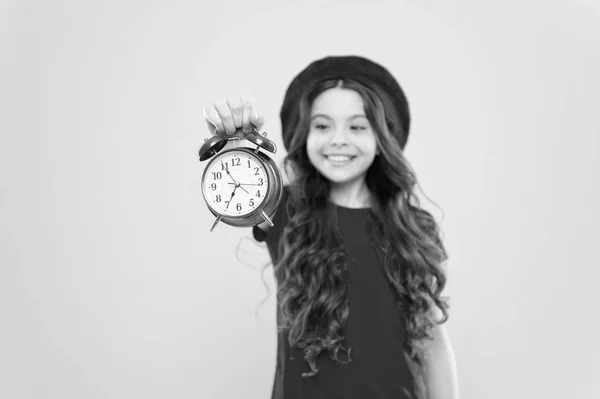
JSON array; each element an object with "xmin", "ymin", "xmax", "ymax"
[{"xmin": 225, "ymin": 188, "xmax": 236, "ymax": 209}]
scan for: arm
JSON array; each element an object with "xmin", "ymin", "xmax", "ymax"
[{"xmin": 422, "ymin": 308, "xmax": 460, "ymax": 399}]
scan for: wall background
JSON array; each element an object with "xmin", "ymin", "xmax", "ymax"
[{"xmin": 1, "ymin": 0, "xmax": 598, "ymax": 398}]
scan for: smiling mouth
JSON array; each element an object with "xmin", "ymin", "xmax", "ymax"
[{"xmin": 325, "ymin": 155, "xmax": 356, "ymax": 164}]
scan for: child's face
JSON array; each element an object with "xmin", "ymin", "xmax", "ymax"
[{"xmin": 306, "ymin": 88, "xmax": 379, "ymax": 188}]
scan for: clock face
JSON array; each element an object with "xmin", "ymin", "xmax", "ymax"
[{"xmin": 203, "ymin": 150, "xmax": 269, "ymax": 217}]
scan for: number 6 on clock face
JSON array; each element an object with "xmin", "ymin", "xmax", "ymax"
[{"xmin": 203, "ymin": 150, "xmax": 269, "ymax": 217}]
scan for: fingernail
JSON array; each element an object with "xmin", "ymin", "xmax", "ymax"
[{"xmin": 252, "ymin": 111, "xmax": 259, "ymax": 120}]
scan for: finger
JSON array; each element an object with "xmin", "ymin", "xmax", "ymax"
[
  {"xmin": 239, "ymin": 91, "xmax": 254, "ymax": 133},
  {"xmin": 250, "ymin": 111, "xmax": 265, "ymax": 131},
  {"xmin": 226, "ymin": 94, "xmax": 244, "ymax": 132},
  {"xmin": 203, "ymin": 104, "xmax": 224, "ymax": 135},
  {"xmin": 213, "ymin": 97, "xmax": 236, "ymax": 134}
]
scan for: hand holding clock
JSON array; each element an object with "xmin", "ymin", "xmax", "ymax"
[
  {"xmin": 203, "ymin": 91, "xmax": 266, "ymax": 136},
  {"xmin": 199, "ymin": 90, "xmax": 282, "ymax": 231}
]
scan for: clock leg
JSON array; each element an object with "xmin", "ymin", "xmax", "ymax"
[
  {"xmin": 259, "ymin": 210, "xmax": 274, "ymax": 227},
  {"xmin": 210, "ymin": 215, "xmax": 222, "ymax": 232}
]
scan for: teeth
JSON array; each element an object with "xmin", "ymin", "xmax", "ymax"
[{"xmin": 327, "ymin": 155, "xmax": 353, "ymax": 162}]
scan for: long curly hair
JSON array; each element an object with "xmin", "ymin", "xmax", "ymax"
[{"xmin": 272, "ymin": 78, "xmax": 449, "ymax": 397}]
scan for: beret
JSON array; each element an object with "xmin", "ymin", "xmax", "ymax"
[{"xmin": 279, "ymin": 55, "xmax": 410, "ymax": 151}]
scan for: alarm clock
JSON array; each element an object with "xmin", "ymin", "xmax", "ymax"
[{"xmin": 198, "ymin": 126, "xmax": 284, "ymax": 232}]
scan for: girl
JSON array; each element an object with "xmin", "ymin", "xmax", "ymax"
[{"xmin": 203, "ymin": 55, "xmax": 459, "ymax": 399}]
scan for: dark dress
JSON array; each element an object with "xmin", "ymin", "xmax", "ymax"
[{"xmin": 252, "ymin": 187, "xmax": 417, "ymax": 399}]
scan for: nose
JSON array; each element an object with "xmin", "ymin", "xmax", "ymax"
[{"xmin": 329, "ymin": 127, "xmax": 349, "ymax": 146}]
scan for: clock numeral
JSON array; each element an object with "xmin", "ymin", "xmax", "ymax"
[
  {"xmin": 225, "ymin": 200, "xmax": 230, "ymax": 208},
  {"xmin": 221, "ymin": 162, "xmax": 227, "ymax": 171},
  {"xmin": 236, "ymin": 203, "xmax": 242, "ymax": 211},
  {"xmin": 212, "ymin": 172, "xmax": 222, "ymax": 180},
  {"xmin": 258, "ymin": 178, "xmax": 264, "ymax": 186},
  {"xmin": 216, "ymin": 194, "xmax": 222, "ymax": 202},
  {"xmin": 210, "ymin": 183, "xmax": 217, "ymax": 191},
  {"xmin": 231, "ymin": 157, "xmax": 241, "ymax": 167},
  {"xmin": 254, "ymin": 167, "xmax": 259, "ymax": 176},
  {"xmin": 249, "ymin": 199, "xmax": 255, "ymax": 207},
  {"xmin": 256, "ymin": 190, "xmax": 261, "ymax": 198},
  {"xmin": 247, "ymin": 160, "xmax": 251, "ymax": 168}
]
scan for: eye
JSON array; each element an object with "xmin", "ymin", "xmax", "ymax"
[
  {"xmin": 314, "ymin": 124, "xmax": 329, "ymax": 130},
  {"xmin": 351, "ymin": 126, "xmax": 366, "ymax": 131}
]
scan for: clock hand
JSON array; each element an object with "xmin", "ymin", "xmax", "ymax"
[
  {"xmin": 223, "ymin": 165, "xmax": 249, "ymax": 194},
  {"xmin": 225, "ymin": 167, "xmax": 239, "ymax": 185},
  {"xmin": 225, "ymin": 186, "xmax": 237, "ymax": 210},
  {"xmin": 223, "ymin": 181, "xmax": 249, "ymax": 194},
  {"xmin": 224, "ymin": 182, "xmax": 249, "ymax": 194},
  {"xmin": 227, "ymin": 183, "xmax": 264, "ymax": 187},
  {"xmin": 237, "ymin": 184, "xmax": 249, "ymax": 194}
]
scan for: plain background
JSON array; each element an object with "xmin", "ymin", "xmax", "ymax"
[{"xmin": 1, "ymin": 0, "xmax": 599, "ymax": 398}]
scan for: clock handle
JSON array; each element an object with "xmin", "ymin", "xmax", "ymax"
[
  {"xmin": 259, "ymin": 210, "xmax": 274, "ymax": 227},
  {"xmin": 210, "ymin": 215, "xmax": 222, "ymax": 232}
]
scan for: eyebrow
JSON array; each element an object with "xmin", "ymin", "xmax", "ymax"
[{"xmin": 310, "ymin": 114, "xmax": 367, "ymax": 120}]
